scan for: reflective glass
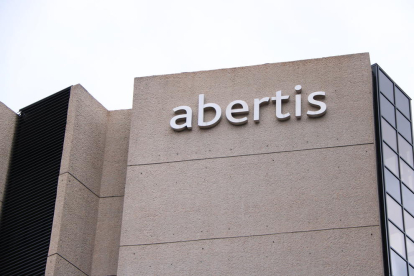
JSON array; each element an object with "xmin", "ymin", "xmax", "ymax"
[
  {"xmin": 401, "ymin": 160, "xmax": 414, "ymax": 191},
  {"xmin": 403, "ymin": 185, "xmax": 414, "ymax": 215},
  {"xmin": 379, "ymin": 70, "xmax": 394, "ymax": 103},
  {"xmin": 400, "ymin": 135, "xmax": 414, "ymax": 167},
  {"xmin": 391, "ymin": 249, "xmax": 408, "ymax": 276},
  {"xmin": 382, "ymin": 117, "xmax": 398, "ymax": 151},
  {"xmin": 381, "ymin": 94, "xmax": 396, "ymax": 127},
  {"xmin": 405, "ymin": 211, "xmax": 414, "ymax": 240},
  {"xmin": 408, "ymin": 238, "xmax": 414, "ymax": 266},
  {"xmin": 388, "ymin": 195, "xmax": 404, "ymax": 229},
  {"xmin": 396, "ymin": 87, "xmax": 411, "ymax": 119},
  {"xmin": 384, "ymin": 142, "xmax": 400, "ymax": 176},
  {"xmin": 410, "ymin": 265, "xmax": 414, "ymax": 276},
  {"xmin": 385, "ymin": 168, "xmax": 401, "ymax": 203},
  {"xmin": 397, "ymin": 111, "xmax": 413, "ymax": 144},
  {"xmin": 389, "ymin": 222, "xmax": 406, "ymax": 258}
]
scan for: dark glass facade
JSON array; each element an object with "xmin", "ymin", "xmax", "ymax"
[{"xmin": 373, "ymin": 64, "xmax": 414, "ymax": 276}]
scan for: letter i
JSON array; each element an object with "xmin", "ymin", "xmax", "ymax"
[{"xmin": 295, "ymin": 85, "xmax": 302, "ymax": 119}]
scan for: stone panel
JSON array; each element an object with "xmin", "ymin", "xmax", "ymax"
[
  {"xmin": 118, "ymin": 226, "xmax": 383, "ymax": 276},
  {"xmin": 48, "ymin": 173, "xmax": 99, "ymax": 275},
  {"xmin": 91, "ymin": 197, "xmax": 124, "ymax": 276},
  {"xmin": 0, "ymin": 102, "xmax": 16, "ymax": 204},
  {"xmin": 129, "ymin": 53, "xmax": 374, "ymax": 165},
  {"xmin": 100, "ymin": 110, "xmax": 131, "ymax": 197},
  {"xmin": 121, "ymin": 144, "xmax": 378, "ymax": 246},
  {"xmin": 60, "ymin": 84, "xmax": 108, "ymax": 195}
]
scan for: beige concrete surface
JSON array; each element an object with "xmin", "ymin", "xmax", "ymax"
[
  {"xmin": 118, "ymin": 226, "xmax": 383, "ymax": 276},
  {"xmin": 48, "ymin": 173, "xmax": 99, "ymax": 275},
  {"xmin": 0, "ymin": 102, "xmax": 16, "ymax": 204},
  {"xmin": 49, "ymin": 86, "xmax": 132, "ymax": 275},
  {"xmin": 121, "ymin": 144, "xmax": 378, "ymax": 246},
  {"xmin": 100, "ymin": 110, "xmax": 131, "ymax": 197},
  {"xmin": 91, "ymin": 196, "xmax": 124, "ymax": 276},
  {"xmin": 46, "ymin": 254, "xmax": 87, "ymax": 276},
  {"xmin": 129, "ymin": 53, "xmax": 374, "ymax": 165},
  {"xmin": 60, "ymin": 84, "xmax": 108, "ymax": 196}
]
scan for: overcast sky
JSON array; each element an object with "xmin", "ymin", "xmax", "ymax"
[{"xmin": 0, "ymin": 0, "xmax": 413, "ymax": 112}]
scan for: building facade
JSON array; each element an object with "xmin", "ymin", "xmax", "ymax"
[{"xmin": 0, "ymin": 53, "xmax": 412, "ymax": 275}]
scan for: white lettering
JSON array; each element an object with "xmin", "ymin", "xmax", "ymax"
[
  {"xmin": 198, "ymin": 94, "xmax": 222, "ymax": 128},
  {"xmin": 170, "ymin": 106, "xmax": 192, "ymax": 131},
  {"xmin": 226, "ymin": 100, "xmax": 249, "ymax": 125},
  {"xmin": 272, "ymin": 91, "xmax": 290, "ymax": 121},
  {"xmin": 307, "ymin": 91, "xmax": 327, "ymax": 118},
  {"xmin": 253, "ymin": 97, "xmax": 270, "ymax": 123}
]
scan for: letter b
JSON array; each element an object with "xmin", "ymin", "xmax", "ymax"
[{"xmin": 198, "ymin": 94, "xmax": 222, "ymax": 129}]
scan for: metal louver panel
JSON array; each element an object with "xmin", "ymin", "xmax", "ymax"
[{"xmin": 0, "ymin": 87, "xmax": 71, "ymax": 275}]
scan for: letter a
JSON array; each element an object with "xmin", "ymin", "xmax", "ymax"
[{"xmin": 170, "ymin": 106, "xmax": 193, "ymax": 131}]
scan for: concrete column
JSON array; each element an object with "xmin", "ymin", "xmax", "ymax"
[
  {"xmin": 0, "ymin": 102, "xmax": 17, "ymax": 214},
  {"xmin": 46, "ymin": 85, "xmax": 131, "ymax": 276}
]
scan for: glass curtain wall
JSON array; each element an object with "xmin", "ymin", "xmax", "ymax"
[{"xmin": 373, "ymin": 64, "xmax": 414, "ymax": 276}]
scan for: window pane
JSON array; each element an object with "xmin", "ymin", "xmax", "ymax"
[
  {"xmin": 396, "ymin": 87, "xmax": 410, "ymax": 119},
  {"xmin": 388, "ymin": 195, "xmax": 404, "ymax": 229},
  {"xmin": 410, "ymin": 265, "xmax": 414, "ymax": 276},
  {"xmin": 405, "ymin": 211, "xmax": 414, "ymax": 240},
  {"xmin": 397, "ymin": 111, "xmax": 413, "ymax": 144},
  {"xmin": 403, "ymin": 185, "xmax": 414, "ymax": 215},
  {"xmin": 389, "ymin": 222, "xmax": 406, "ymax": 258},
  {"xmin": 385, "ymin": 168, "xmax": 401, "ymax": 203},
  {"xmin": 391, "ymin": 249, "xmax": 408, "ymax": 276},
  {"xmin": 400, "ymin": 135, "xmax": 414, "ymax": 167},
  {"xmin": 401, "ymin": 160, "xmax": 414, "ymax": 191},
  {"xmin": 382, "ymin": 117, "xmax": 398, "ymax": 150},
  {"xmin": 384, "ymin": 142, "xmax": 400, "ymax": 176},
  {"xmin": 381, "ymin": 94, "xmax": 396, "ymax": 127},
  {"xmin": 379, "ymin": 70, "xmax": 394, "ymax": 103},
  {"xmin": 408, "ymin": 238, "xmax": 414, "ymax": 266}
]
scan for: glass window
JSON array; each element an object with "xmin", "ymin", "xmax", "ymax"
[
  {"xmin": 385, "ymin": 168, "xmax": 401, "ymax": 203},
  {"xmin": 396, "ymin": 87, "xmax": 410, "ymax": 119},
  {"xmin": 401, "ymin": 160, "xmax": 414, "ymax": 191},
  {"xmin": 409, "ymin": 265, "xmax": 414, "ymax": 276},
  {"xmin": 381, "ymin": 94, "xmax": 396, "ymax": 127},
  {"xmin": 379, "ymin": 70, "xmax": 394, "ymax": 103},
  {"xmin": 382, "ymin": 118, "xmax": 398, "ymax": 150},
  {"xmin": 403, "ymin": 185, "xmax": 414, "ymax": 215},
  {"xmin": 388, "ymin": 195, "xmax": 404, "ymax": 229},
  {"xmin": 389, "ymin": 222, "xmax": 406, "ymax": 258},
  {"xmin": 408, "ymin": 238, "xmax": 414, "ymax": 266},
  {"xmin": 384, "ymin": 142, "xmax": 400, "ymax": 176},
  {"xmin": 400, "ymin": 135, "xmax": 414, "ymax": 167},
  {"xmin": 391, "ymin": 249, "xmax": 408, "ymax": 276},
  {"xmin": 405, "ymin": 211, "xmax": 414, "ymax": 240},
  {"xmin": 398, "ymin": 111, "xmax": 413, "ymax": 144}
]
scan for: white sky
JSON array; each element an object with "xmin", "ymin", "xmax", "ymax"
[{"xmin": 0, "ymin": 0, "xmax": 413, "ymax": 112}]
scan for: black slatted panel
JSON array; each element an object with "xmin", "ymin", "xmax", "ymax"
[{"xmin": 0, "ymin": 87, "xmax": 71, "ymax": 275}]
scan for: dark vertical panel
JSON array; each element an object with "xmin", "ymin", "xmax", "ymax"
[
  {"xmin": 373, "ymin": 64, "xmax": 414, "ymax": 275},
  {"xmin": 0, "ymin": 87, "xmax": 71, "ymax": 275}
]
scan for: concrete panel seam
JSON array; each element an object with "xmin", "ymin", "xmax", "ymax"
[
  {"xmin": 120, "ymin": 224, "xmax": 379, "ymax": 247},
  {"xmin": 99, "ymin": 195, "xmax": 124, "ymax": 198},
  {"xmin": 128, "ymin": 142, "xmax": 375, "ymax": 167},
  {"xmin": 59, "ymin": 172, "xmax": 125, "ymax": 199},
  {"xmin": 60, "ymin": 172, "xmax": 100, "ymax": 198},
  {"xmin": 48, "ymin": 253, "xmax": 89, "ymax": 276}
]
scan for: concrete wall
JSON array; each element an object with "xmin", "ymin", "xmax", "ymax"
[
  {"xmin": 0, "ymin": 102, "xmax": 17, "ymax": 213},
  {"xmin": 91, "ymin": 109, "xmax": 131, "ymax": 276},
  {"xmin": 46, "ymin": 85, "xmax": 131, "ymax": 276},
  {"xmin": 119, "ymin": 53, "xmax": 384, "ymax": 275}
]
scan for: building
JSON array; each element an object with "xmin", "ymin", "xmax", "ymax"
[{"xmin": 0, "ymin": 53, "xmax": 412, "ymax": 275}]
